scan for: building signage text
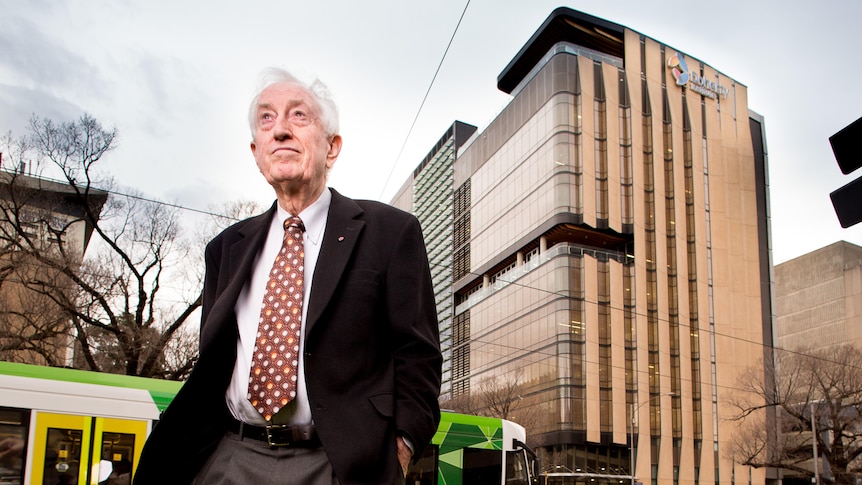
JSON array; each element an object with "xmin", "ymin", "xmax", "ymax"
[{"xmin": 667, "ymin": 53, "xmax": 729, "ymax": 100}]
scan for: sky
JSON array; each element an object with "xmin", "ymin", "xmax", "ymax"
[{"xmin": 1, "ymin": 0, "xmax": 861, "ymax": 265}]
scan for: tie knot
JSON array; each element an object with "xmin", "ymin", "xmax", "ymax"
[{"xmin": 285, "ymin": 216, "xmax": 305, "ymax": 233}]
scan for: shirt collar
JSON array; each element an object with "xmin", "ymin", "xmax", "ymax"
[{"xmin": 275, "ymin": 188, "xmax": 331, "ymax": 246}]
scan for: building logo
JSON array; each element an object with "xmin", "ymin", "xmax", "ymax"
[
  {"xmin": 667, "ymin": 52, "xmax": 729, "ymax": 100},
  {"xmin": 668, "ymin": 53, "xmax": 689, "ymax": 86}
]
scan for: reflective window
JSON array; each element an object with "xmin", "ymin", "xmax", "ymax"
[
  {"xmin": 505, "ymin": 450, "xmax": 531, "ymax": 485},
  {"xmin": 100, "ymin": 432, "xmax": 135, "ymax": 485},
  {"xmin": 463, "ymin": 448, "xmax": 502, "ymax": 484},
  {"xmin": 0, "ymin": 407, "xmax": 28, "ymax": 485},
  {"xmin": 43, "ymin": 428, "xmax": 82, "ymax": 485}
]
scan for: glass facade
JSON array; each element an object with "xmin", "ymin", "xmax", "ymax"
[
  {"xmin": 415, "ymin": 137, "xmax": 456, "ymax": 396},
  {"xmin": 408, "ymin": 122, "xmax": 477, "ymax": 398}
]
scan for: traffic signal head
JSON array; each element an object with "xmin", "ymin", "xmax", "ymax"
[
  {"xmin": 829, "ymin": 116, "xmax": 862, "ymax": 228},
  {"xmin": 829, "ymin": 116, "xmax": 862, "ymax": 175}
]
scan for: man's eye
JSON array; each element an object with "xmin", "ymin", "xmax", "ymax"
[{"xmin": 288, "ymin": 110, "xmax": 312, "ymax": 127}]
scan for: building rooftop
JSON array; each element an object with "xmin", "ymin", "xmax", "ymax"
[{"xmin": 497, "ymin": 7, "xmax": 625, "ymax": 94}]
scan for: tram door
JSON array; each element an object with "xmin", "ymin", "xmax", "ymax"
[{"xmin": 30, "ymin": 413, "xmax": 148, "ymax": 485}]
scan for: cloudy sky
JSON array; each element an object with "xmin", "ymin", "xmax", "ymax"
[{"xmin": 2, "ymin": 0, "xmax": 861, "ymax": 264}]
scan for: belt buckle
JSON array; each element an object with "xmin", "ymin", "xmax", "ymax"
[{"xmin": 264, "ymin": 424, "xmax": 291, "ymax": 447}]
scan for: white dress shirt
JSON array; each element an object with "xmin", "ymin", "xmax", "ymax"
[{"xmin": 226, "ymin": 189, "xmax": 330, "ymax": 426}]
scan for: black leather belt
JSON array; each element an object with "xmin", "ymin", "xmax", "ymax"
[{"xmin": 230, "ymin": 419, "xmax": 320, "ymax": 448}]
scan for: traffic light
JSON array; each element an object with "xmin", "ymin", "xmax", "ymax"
[{"xmin": 829, "ymin": 116, "xmax": 862, "ymax": 228}]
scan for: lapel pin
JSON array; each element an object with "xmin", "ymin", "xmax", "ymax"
[{"xmin": 338, "ymin": 236, "xmax": 345, "ymax": 241}]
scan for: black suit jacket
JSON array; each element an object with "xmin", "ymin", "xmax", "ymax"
[{"xmin": 134, "ymin": 189, "xmax": 442, "ymax": 484}]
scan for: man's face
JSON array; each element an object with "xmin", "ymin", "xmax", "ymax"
[{"xmin": 250, "ymin": 82, "xmax": 341, "ymax": 195}]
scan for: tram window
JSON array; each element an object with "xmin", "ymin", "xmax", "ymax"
[
  {"xmin": 405, "ymin": 444, "xmax": 438, "ymax": 485},
  {"xmin": 100, "ymin": 432, "xmax": 135, "ymax": 485},
  {"xmin": 0, "ymin": 407, "xmax": 29, "ymax": 485},
  {"xmin": 43, "ymin": 428, "xmax": 83, "ymax": 485},
  {"xmin": 463, "ymin": 448, "xmax": 502, "ymax": 485},
  {"xmin": 505, "ymin": 450, "xmax": 530, "ymax": 485}
]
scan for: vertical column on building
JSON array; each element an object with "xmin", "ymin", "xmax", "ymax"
[
  {"xmin": 598, "ymin": 259, "xmax": 612, "ymax": 433},
  {"xmin": 570, "ymin": 58, "xmax": 587, "ymax": 434},
  {"xmin": 619, "ymin": 66, "xmax": 638, "ymax": 455},
  {"xmin": 684, "ymin": 82, "xmax": 706, "ymax": 485},
  {"xmin": 452, "ymin": 180, "xmax": 472, "ymax": 398},
  {"xmin": 662, "ymin": 66, "xmax": 685, "ymax": 485},
  {"xmin": 594, "ymin": 62, "xmax": 609, "ymax": 229},
  {"xmin": 571, "ymin": 254, "xmax": 587, "ymax": 431},
  {"xmin": 647, "ymin": 47, "xmax": 664, "ymax": 485},
  {"xmin": 700, "ymin": 62, "xmax": 721, "ymax": 485},
  {"xmin": 592, "ymin": 59, "xmax": 614, "ymax": 436}
]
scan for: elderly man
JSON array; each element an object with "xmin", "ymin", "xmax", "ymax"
[{"xmin": 134, "ymin": 68, "xmax": 442, "ymax": 485}]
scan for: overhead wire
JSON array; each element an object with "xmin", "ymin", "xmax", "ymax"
[
  {"xmin": 0, "ymin": 169, "xmax": 243, "ymax": 221},
  {"xmin": 423, "ymin": 256, "xmax": 862, "ymax": 376},
  {"xmin": 377, "ymin": 0, "xmax": 472, "ymax": 200}
]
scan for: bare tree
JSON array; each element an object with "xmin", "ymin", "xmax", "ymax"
[
  {"xmin": 730, "ymin": 345, "xmax": 862, "ymax": 485},
  {"xmin": 441, "ymin": 391, "xmax": 481, "ymax": 416},
  {"xmin": 0, "ymin": 114, "xmax": 241, "ymax": 379},
  {"xmin": 478, "ymin": 370, "xmax": 527, "ymax": 420},
  {"xmin": 441, "ymin": 369, "xmax": 539, "ymax": 434}
]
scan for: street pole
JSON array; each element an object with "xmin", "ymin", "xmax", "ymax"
[
  {"xmin": 630, "ymin": 402, "xmax": 635, "ymax": 485},
  {"xmin": 811, "ymin": 401, "xmax": 820, "ymax": 485}
]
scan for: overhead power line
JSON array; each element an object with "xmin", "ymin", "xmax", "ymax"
[
  {"xmin": 0, "ymin": 168, "xmax": 242, "ymax": 221},
  {"xmin": 378, "ymin": 0, "xmax": 472, "ymax": 200}
]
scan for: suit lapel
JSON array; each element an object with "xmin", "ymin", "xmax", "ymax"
[
  {"xmin": 228, "ymin": 204, "xmax": 275, "ymax": 281},
  {"xmin": 306, "ymin": 189, "xmax": 364, "ymax": 334},
  {"xmin": 208, "ymin": 203, "xmax": 276, "ymax": 329}
]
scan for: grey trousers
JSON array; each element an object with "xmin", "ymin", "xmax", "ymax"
[{"xmin": 193, "ymin": 431, "xmax": 340, "ymax": 485}]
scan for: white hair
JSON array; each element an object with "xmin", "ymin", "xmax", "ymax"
[{"xmin": 247, "ymin": 67, "xmax": 340, "ymax": 139}]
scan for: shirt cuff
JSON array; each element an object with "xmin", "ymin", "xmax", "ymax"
[{"xmin": 399, "ymin": 435, "xmax": 414, "ymax": 453}]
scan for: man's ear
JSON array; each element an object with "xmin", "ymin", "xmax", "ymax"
[{"xmin": 326, "ymin": 135, "xmax": 343, "ymax": 169}]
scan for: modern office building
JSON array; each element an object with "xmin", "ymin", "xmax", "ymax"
[
  {"xmin": 774, "ymin": 240, "xmax": 862, "ymax": 352},
  {"xmin": 392, "ymin": 121, "xmax": 478, "ymax": 398},
  {"xmin": 394, "ymin": 8, "xmax": 773, "ymax": 485}
]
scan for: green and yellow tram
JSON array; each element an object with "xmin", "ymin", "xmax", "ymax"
[{"xmin": 0, "ymin": 361, "xmax": 535, "ymax": 484}]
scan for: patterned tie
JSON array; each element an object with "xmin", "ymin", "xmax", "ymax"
[{"xmin": 248, "ymin": 216, "xmax": 305, "ymax": 421}]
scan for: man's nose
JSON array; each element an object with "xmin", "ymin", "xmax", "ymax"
[{"xmin": 273, "ymin": 116, "xmax": 293, "ymax": 141}]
